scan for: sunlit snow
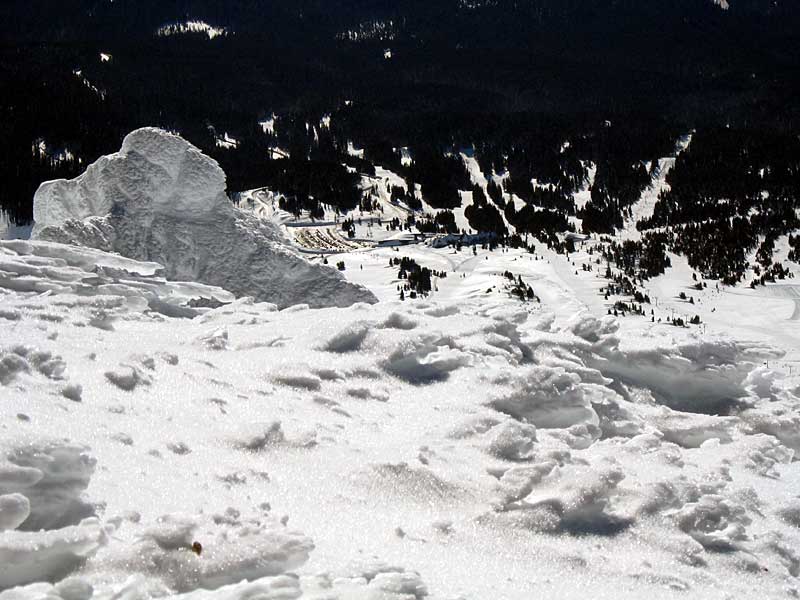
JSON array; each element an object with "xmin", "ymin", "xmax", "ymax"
[
  {"xmin": 2, "ymin": 129, "xmax": 799, "ymax": 600},
  {"xmin": 157, "ymin": 21, "xmax": 229, "ymax": 40}
]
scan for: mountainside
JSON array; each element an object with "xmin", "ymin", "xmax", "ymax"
[
  {"xmin": 1, "ymin": 129, "xmax": 800, "ymax": 598},
  {"xmin": 2, "ymin": 0, "xmax": 799, "ymax": 224},
  {"xmin": 2, "ymin": 1, "xmax": 800, "ymax": 598}
]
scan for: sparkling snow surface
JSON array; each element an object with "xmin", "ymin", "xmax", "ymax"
[{"xmin": 2, "ymin": 133, "xmax": 800, "ymax": 600}]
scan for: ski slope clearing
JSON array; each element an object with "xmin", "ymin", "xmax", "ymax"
[{"xmin": 623, "ymin": 134, "xmax": 693, "ymax": 240}]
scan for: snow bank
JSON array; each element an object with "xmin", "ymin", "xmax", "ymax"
[
  {"xmin": 0, "ymin": 442, "xmax": 103, "ymax": 590},
  {"xmin": 109, "ymin": 512, "xmax": 313, "ymax": 593},
  {"xmin": 0, "ymin": 443, "xmax": 96, "ymax": 532},
  {"xmin": 0, "ymin": 519, "xmax": 107, "ymax": 589},
  {"xmin": 567, "ymin": 313, "xmax": 782, "ymax": 415},
  {"xmin": 488, "ymin": 464, "xmax": 631, "ymax": 535},
  {"xmin": 488, "ymin": 366, "xmax": 601, "ymax": 449},
  {"xmin": 32, "ymin": 128, "xmax": 376, "ymax": 309},
  {"xmin": 0, "ymin": 239, "xmax": 234, "ymax": 317}
]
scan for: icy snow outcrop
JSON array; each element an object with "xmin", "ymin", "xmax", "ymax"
[
  {"xmin": 32, "ymin": 128, "xmax": 376, "ymax": 309},
  {"xmin": 0, "ymin": 443, "xmax": 96, "ymax": 532},
  {"xmin": 0, "ymin": 239, "xmax": 235, "ymax": 317},
  {"xmin": 0, "ymin": 494, "xmax": 30, "ymax": 531},
  {"xmin": 0, "ymin": 443, "xmax": 103, "ymax": 590},
  {"xmin": 107, "ymin": 512, "xmax": 313, "ymax": 593},
  {"xmin": 672, "ymin": 495, "xmax": 751, "ymax": 551},
  {"xmin": 574, "ymin": 314, "xmax": 783, "ymax": 414},
  {"xmin": 488, "ymin": 367, "xmax": 601, "ymax": 432},
  {"xmin": 0, "ymin": 519, "xmax": 107, "ymax": 590},
  {"xmin": 487, "ymin": 464, "xmax": 631, "ymax": 535}
]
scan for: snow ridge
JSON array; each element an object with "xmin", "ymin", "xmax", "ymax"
[{"xmin": 32, "ymin": 128, "xmax": 376, "ymax": 309}]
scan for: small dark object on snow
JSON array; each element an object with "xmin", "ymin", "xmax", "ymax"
[{"xmin": 191, "ymin": 541, "xmax": 203, "ymax": 556}]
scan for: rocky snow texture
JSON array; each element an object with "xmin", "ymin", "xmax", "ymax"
[
  {"xmin": 1, "ymin": 259, "xmax": 799, "ymax": 599},
  {"xmin": 31, "ymin": 128, "xmax": 375, "ymax": 309}
]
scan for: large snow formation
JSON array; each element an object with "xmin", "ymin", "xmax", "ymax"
[{"xmin": 32, "ymin": 128, "xmax": 376, "ymax": 309}]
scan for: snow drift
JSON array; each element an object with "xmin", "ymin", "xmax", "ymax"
[{"xmin": 32, "ymin": 128, "xmax": 376, "ymax": 309}]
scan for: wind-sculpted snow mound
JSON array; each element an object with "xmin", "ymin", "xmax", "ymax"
[
  {"xmin": 32, "ymin": 128, "xmax": 376, "ymax": 309},
  {"xmin": 563, "ymin": 313, "xmax": 784, "ymax": 415}
]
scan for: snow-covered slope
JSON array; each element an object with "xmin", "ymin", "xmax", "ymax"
[
  {"xmin": 32, "ymin": 128, "xmax": 376, "ymax": 309},
  {"xmin": 2, "ymin": 234, "xmax": 800, "ymax": 599},
  {"xmin": 3, "ymin": 128, "xmax": 800, "ymax": 600}
]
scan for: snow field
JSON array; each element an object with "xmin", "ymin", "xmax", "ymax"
[{"xmin": 1, "ymin": 263, "xmax": 799, "ymax": 598}]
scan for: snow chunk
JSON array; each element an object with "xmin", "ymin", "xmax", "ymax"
[
  {"xmin": 346, "ymin": 387, "xmax": 389, "ymax": 402},
  {"xmin": 362, "ymin": 462, "xmax": 462, "ymax": 503},
  {"xmin": 489, "ymin": 367, "xmax": 600, "ymax": 431},
  {"xmin": 590, "ymin": 335, "xmax": 777, "ymax": 415},
  {"xmin": 0, "ymin": 443, "xmax": 95, "ymax": 531},
  {"xmin": 313, "ymin": 561, "xmax": 429, "ymax": 599},
  {"xmin": 33, "ymin": 128, "xmax": 376, "ymax": 309},
  {"xmin": 0, "ymin": 346, "xmax": 66, "ymax": 385},
  {"xmin": 321, "ymin": 321, "xmax": 372, "ymax": 353},
  {"xmin": 199, "ymin": 328, "xmax": 229, "ymax": 351},
  {"xmin": 489, "ymin": 466, "xmax": 631, "ymax": 535},
  {"xmin": 118, "ymin": 513, "xmax": 313, "ymax": 592},
  {"xmin": 230, "ymin": 422, "xmax": 285, "ymax": 451},
  {"xmin": 380, "ymin": 312, "xmax": 418, "ymax": 330},
  {"xmin": 0, "ymin": 494, "xmax": 30, "ymax": 531},
  {"xmin": 273, "ymin": 373, "xmax": 322, "ymax": 391},
  {"xmin": 0, "ymin": 443, "xmax": 96, "ymax": 532},
  {"xmin": 0, "ymin": 519, "xmax": 107, "ymax": 590},
  {"xmin": 140, "ymin": 513, "xmax": 199, "ymax": 550},
  {"xmin": 656, "ymin": 413, "xmax": 736, "ymax": 449},
  {"xmin": 777, "ymin": 502, "xmax": 800, "ymax": 528},
  {"xmin": 485, "ymin": 421, "xmax": 537, "ymax": 462},
  {"xmin": 744, "ymin": 366, "xmax": 783, "ymax": 401},
  {"xmin": 741, "ymin": 406, "xmax": 800, "ymax": 453},
  {"xmin": 104, "ymin": 365, "xmax": 151, "ymax": 392},
  {"xmin": 383, "ymin": 334, "xmax": 471, "ymax": 384},
  {"xmin": 60, "ymin": 384, "xmax": 83, "ymax": 403},
  {"xmin": 448, "ymin": 415, "xmax": 501, "ymax": 440},
  {"xmin": 565, "ymin": 312, "xmax": 619, "ymax": 343},
  {"xmin": 168, "ymin": 577, "xmax": 302, "ymax": 600},
  {"xmin": 673, "ymin": 495, "xmax": 751, "ymax": 551},
  {"xmin": 0, "ymin": 353, "xmax": 30, "ymax": 385},
  {"xmin": 0, "ymin": 464, "xmax": 42, "ymax": 492},
  {"xmin": 368, "ymin": 571, "xmax": 427, "ymax": 599}
]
